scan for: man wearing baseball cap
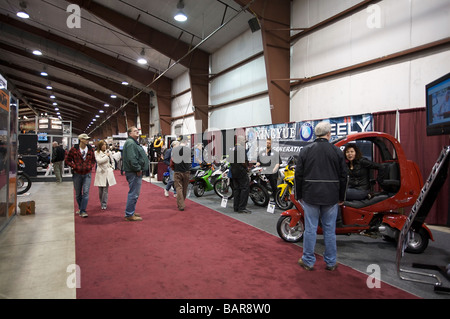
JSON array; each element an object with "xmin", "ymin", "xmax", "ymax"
[{"xmin": 65, "ymin": 133, "xmax": 96, "ymax": 218}]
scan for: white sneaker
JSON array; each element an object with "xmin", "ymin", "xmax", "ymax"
[{"xmin": 164, "ymin": 189, "xmax": 169, "ymax": 197}]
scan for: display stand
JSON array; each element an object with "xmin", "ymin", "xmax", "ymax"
[{"xmin": 396, "ymin": 146, "xmax": 450, "ymax": 294}]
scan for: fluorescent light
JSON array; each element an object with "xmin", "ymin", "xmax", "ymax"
[
  {"xmin": 110, "ymin": 94, "xmax": 117, "ymax": 98},
  {"xmin": 104, "ymin": 103, "xmax": 110, "ymax": 107},
  {"xmin": 174, "ymin": 11, "xmax": 187, "ymax": 22},
  {"xmin": 41, "ymin": 71, "xmax": 48, "ymax": 76},
  {"xmin": 121, "ymin": 81, "xmax": 129, "ymax": 85},
  {"xmin": 17, "ymin": 11, "xmax": 29, "ymax": 19},
  {"xmin": 174, "ymin": 0, "xmax": 187, "ymax": 22},
  {"xmin": 46, "ymin": 85, "xmax": 52, "ymax": 90},
  {"xmin": 33, "ymin": 50, "xmax": 42, "ymax": 56},
  {"xmin": 137, "ymin": 57, "xmax": 147, "ymax": 65}
]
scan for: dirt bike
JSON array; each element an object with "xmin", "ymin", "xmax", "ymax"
[
  {"xmin": 215, "ymin": 165, "xmax": 270, "ymax": 207},
  {"xmin": 276, "ymin": 132, "xmax": 433, "ymax": 254},
  {"xmin": 275, "ymin": 156, "xmax": 296, "ymax": 210},
  {"xmin": 17, "ymin": 156, "xmax": 32, "ymax": 195}
]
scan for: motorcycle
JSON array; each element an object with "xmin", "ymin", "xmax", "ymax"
[
  {"xmin": 275, "ymin": 156, "xmax": 296, "ymax": 210},
  {"xmin": 214, "ymin": 165, "xmax": 270, "ymax": 207},
  {"xmin": 162, "ymin": 167, "xmax": 170, "ymax": 185},
  {"xmin": 249, "ymin": 166, "xmax": 270, "ymax": 207},
  {"xmin": 192, "ymin": 162, "xmax": 217, "ymax": 197},
  {"xmin": 276, "ymin": 132, "xmax": 433, "ymax": 254},
  {"xmin": 17, "ymin": 156, "xmax": 32, "ymax": 195}
]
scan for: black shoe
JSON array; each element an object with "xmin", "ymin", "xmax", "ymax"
[
  {"xmin": 326, "ymin": 264, "xmax": 338, "ymax": 271},
  {"xmin": 238, "ymin": 209, "xmax": 252, "ymax": 214}
]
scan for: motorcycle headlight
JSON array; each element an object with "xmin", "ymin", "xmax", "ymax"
[{"xmin": 198, "ymin": 171, "xmax": 206, "ymax": 177}]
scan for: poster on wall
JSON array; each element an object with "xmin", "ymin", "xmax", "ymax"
[{"xmin": 246, "ymin": 114, "xmax": 373, "ymax": 164}]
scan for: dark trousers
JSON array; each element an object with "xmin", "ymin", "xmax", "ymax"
[{"xmin": 231, "ymin": 175, "xmax": 250, "ymax": 211}]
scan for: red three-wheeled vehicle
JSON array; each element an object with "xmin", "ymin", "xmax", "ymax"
[{"xmin": 276, "ymin": 132, "xmax": 433, "ymax": 254}]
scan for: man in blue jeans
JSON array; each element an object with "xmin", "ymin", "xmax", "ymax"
[
  {"xmin": 122, "ymin": 126, "xmax": 149, "ymax": 221},
  {"xmin": 294, "ymin": 121, "xmax": 348, "ymax": 271},
  {"xmin": 65, "ymin": 133, "xmax": 96, "ymax": 218}
]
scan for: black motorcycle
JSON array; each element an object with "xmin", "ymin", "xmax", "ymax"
[{"xmin": 17, "ymin": 156, "xmax": 32, "ymax": 194}]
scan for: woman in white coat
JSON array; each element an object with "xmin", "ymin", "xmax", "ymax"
[{"xmin": 94, "ymin": 140, "xmax": 117, "ymax": 210}]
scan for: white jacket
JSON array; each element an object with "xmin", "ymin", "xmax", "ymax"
[{"xmin": 94, "ymin": 151, "xmax": 117, "ymax": 187}]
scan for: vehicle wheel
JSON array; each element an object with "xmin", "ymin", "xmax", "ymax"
[
  {"xmin": 276, "ymin": 215, "xmax": 304, "ymax": 243},
  {"xmin": 162, "ymin": 175, "xmax": 169, "ymax": 185},
  {"xmin": 405, "ymin": 227, "xmax": 429, "ymax": 254},
  {"xmin": 17, "ymin": 173, "xmax": 32, "ymax": 195},
  {"xmin": 193, "ymin": 181, "xmax": 205, "ymax": 197},
  {"xmin": 214, "ymin": 178, "xmax": 234, "ymax": 199},
  {"xmin": 275, "ymin": 188, "xmax": 293, "ymax": 210},
  {"xmin": 249, "ymin": 184, "xmax": 269, "ymax": 207}
]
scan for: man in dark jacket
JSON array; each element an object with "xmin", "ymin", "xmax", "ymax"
[
  {"xmin": 65, "ymin": 133, "xmax": 96, "ymax": 218},
  {"xmin": 230, "ymin": 135, "xmax": 251, "ymax": 214},
  {"xmin": 122, "ymin": 126, "xmax": 149, "ymax": 221},
  {"xmin": 295, "ymin": 121, "xmax": 348, "ymax": 271},
  {"xmin": 51, "ymin": 141, "xmax": 65, "ymax": 183}
]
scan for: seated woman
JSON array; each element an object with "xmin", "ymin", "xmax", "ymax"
[{"xmin": 344, "ymin": 144, "xmax": 383, "ymax": 201}]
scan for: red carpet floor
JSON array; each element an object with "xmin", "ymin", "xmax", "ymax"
[{"xmin": 74, "ymin": 172, "xmax": 418, "ymax": 299}]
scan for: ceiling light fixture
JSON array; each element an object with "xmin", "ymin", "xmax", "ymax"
[
  {"xmin": 17, "ymin": 2, "xmax": 29, "ymax": 19},
  {"xmin": 33, "ymin": 49, "xmax": 42, "ymax": 56},
  {"xmin": 110, "ymin": 94, "xmax": 117, "ymax": 99},
  {"xmin": 137, "ymin": 48, "xmax": 147, "ymax": 65},
  {"xmin": 174, "ymin": 0, "xmax": 187, "ymax": 22}
]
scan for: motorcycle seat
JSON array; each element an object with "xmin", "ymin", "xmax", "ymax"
[{"xmin": 344, "ymin": 194, "xmax": 389, "ymax": 208}]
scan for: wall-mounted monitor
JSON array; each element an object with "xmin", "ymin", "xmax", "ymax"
[{"xmin": 426, "ymin": 72, "xmax": 450, "ymax": 136}]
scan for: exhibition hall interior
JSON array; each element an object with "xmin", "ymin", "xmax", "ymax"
[{"xmin": 0, "ymin": 0, "xmax": 449, "ymax": 303}]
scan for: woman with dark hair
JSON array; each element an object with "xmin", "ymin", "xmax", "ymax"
[{"xmin": 344, "ymin": 144, "xmax": 383, "ymax": 201}]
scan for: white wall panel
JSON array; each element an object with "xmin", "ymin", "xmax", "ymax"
[
  {"xmin": 411, "ymin": 0, "xmax": 450, "ymax": 47},
  {"xmin": 209, "ymin": 96, "xmax": 271, "ymax": 130},
  {"xmin": 290, "ymin": 0, "xmax": 450, "ymax": 122},
  {"xmin": 211, "ymin": 29, "xmax": 263, "ymax": 73},
  {"xmin": 210, "ymin": 57, "xmax": 267, "ymax": 105}
]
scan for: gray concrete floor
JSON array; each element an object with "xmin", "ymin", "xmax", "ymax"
[
  {"xmin": 0, "ymin": 181, "xmax": 76, "ymax": 299},
  {"xmin": 0, "ymin": 177, "xmax": 449, "ymax": 299}
]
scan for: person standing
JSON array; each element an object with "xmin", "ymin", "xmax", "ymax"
[
  {"xmin": 122, "ymin": 126, "xmax": 149, "ymax": 221},
  {"xmin": 256, "ymin": 137, "xmax": 281, "ymax": 200},
  {"xmin": 94, "ymin": 140, "xmax": 117, "ymax": 210},
  {"xmin": 171, "ymin": 140, "xmax": 191, "ymax": 211},
  {"xmin": 295, "ymin": 121, "xmax": 348, "ymax": 271},
  {"xmin": 51, "ymin": 141, "xmax": 65, "ymax": 183},
  {"xmin": 65, "ymin": 133, "xmax": 96, "ymax": 218},
  {"xmin": 230, "ymin": 135, "xmax": 251, "ymax": 214}
]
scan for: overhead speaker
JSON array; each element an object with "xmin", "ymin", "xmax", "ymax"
[{"xmin": 248, "ymin": 17, "xmax": 260, "ymax": 33}]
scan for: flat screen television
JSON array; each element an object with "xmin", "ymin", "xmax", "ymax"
[
  {"xmin": 426, "ymin": 72, "xmax": 450, "ymax": 136},
  {"xmin": 38, "ymin": 132, "xmax": 48, "ymax": 142}
]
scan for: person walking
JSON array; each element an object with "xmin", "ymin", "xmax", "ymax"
[
  {"xmin": 229, "ymin": 135, "xmax": 251, "ymax": 214},
  {"xmin": 164, "ymin": 141, "xmax": 178, "ymax": 197},
  {"xmin": 65, "ymin": 133, "xmax": 96, "ymax": 218},
  {"xmin": 122, "ymin": 126, "xmax": 149, "ymax": 221},
  {"xmin": 171, "ymin": 140, "xmax": 191, "ymax": 211},
  {"xmin": 51, "ymin": 141, "xmax": 65, "ymax": 183},
  {"xmin": 294, "ymin": 121, "xmax": 348, "ymax": 271},
  {"xmin": 94, "ymin": 140, "xmax": 117, "ymax": 210}
]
